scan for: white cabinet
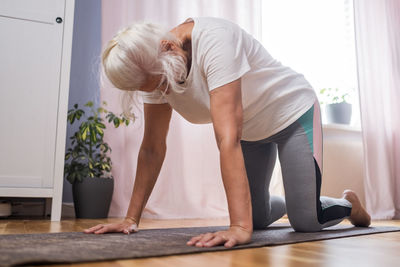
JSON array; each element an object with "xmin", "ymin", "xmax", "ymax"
[{"xmin": 0, "ymin": 0, "xmax": 75, "ymax": 221}]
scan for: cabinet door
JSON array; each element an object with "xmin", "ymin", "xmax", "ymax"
[
  {"xmin": 0, "ymin": 0, "xmax": 65, "ymax": 188},
  {"xmin": 0, "ymin": 0, "xmax": 64, "ymax": 24}
]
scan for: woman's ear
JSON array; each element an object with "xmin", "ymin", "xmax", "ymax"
[{"xmin": 160, "ymin": 40, "xmax": 176, "ymax": 52}]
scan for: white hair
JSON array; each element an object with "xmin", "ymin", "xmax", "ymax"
[{"xmin": 102, "ymin": 22, "xmax": 187, "ymax": 120}]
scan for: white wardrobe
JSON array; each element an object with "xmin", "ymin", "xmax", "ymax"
[{"xmin": 0, "ymin": 0, "xmax": 75, "ymax": 221}]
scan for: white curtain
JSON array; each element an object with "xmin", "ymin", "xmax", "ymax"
[
  {"xmin": 354, "ymin": 0, "xmax": 400, "ymax": 219},
  {"xmin": 101, "ymin": 0, "xmax": 264, "ymax": 218}
]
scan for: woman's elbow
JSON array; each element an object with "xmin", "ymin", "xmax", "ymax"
[{"xmin": 216, "ymin": 134, "xmax": 242, "ymax": 152}]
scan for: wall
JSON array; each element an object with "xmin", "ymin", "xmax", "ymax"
[
  {"xmin": 63, "ymin": 0, "xmax": 102, "ymax": 203},
  {"xmin": 321, "ymin": 124, "xmax": 365, "ymax": 206}
]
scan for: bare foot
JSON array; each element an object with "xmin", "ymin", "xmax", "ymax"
[{"xmin": 343, "ymin": 190, "xmax": 371, "ymax": 227}]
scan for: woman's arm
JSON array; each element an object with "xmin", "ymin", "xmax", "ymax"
[
  {"xmin": 126, "ymin": 103, "xmax": 172, "ymax": 225},
  {"xmin": 84, "ymin": 103, "xmax": 172, "ymax": 234},
  {"xmin": 210, "ymin": 78, "xmax": 252, "ymax": 231},
  {"xmin": 187, "ymin": 78, "xmax": 253, "ymax": 248}
]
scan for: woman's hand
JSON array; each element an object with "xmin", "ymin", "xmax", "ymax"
[
  {"xmin": 83, "ymin": 219, "xmax": 138, "ymax": 235},
  {"xmin": 186, "ymin": 225, "xmax": 252, "ymax": 248}
]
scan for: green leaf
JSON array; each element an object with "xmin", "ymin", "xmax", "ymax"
[
  {"xmin": 97, "ymin": 122, "xmax": 106, "ymax": 129},
  {"xmin": 74, "ymin": 104, "xmax": 78, "ymax": 109},
  {"xmin": 106, "ymin": 113, "xmax": 114, "ymax": 123},
  {"xmin": 81, "ymin": 127, "xmax": 88, "ymax": 140},
  {"xmin": 98, "ymin": 107, "xmax": 108, "ymax": 114},
  {"xmin": 96, "ymin": 126, "xmax": 104, "ymax": 136},
  {"xmin": 75, "ymin": 112, "xmax": 82, "ymax": 120},
  {"xmin": 77, "ymin": 109, "xmax": 84, "ymax": 117},
  {"xmin": 67, "ymin": 113, "xmax": 72, "ymax": 122},
  {"xmin": 90, "ymin": 129, "xmax": 97, "ymax": 143},
  {"xmin": 85, "ymin": 101, "xmax": 94, "ymax": 107},
  {"xmin": 79, "ymin": 122, "xmax": 87, "ymax": 132},
  {"xmin": 113, "ymin": 117, "xmax": 120, "ymax": 127}
]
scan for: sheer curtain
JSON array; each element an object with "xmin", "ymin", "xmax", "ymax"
[
  {"xmin": 354, "ymin": 0, "xmax": 400, "ymax": 219},
  {"xmin": 261, "ymin": 0, "xmax": 359, "ymax": 126},
  {"xmin": 101, "ymin": 0, "xmax": 262, "ymax": 218}
]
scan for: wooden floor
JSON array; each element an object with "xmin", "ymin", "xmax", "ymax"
[{"xmin": 1, "ymin": 217, "xmax": 399, "ymax": 267}]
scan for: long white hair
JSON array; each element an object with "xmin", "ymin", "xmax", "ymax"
[{"xmin": 102, "ymin": 22, "xmax": 187, "ymax": 119}]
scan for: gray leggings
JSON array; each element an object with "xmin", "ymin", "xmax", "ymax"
[{"xmin": 241, "ymin": 101, "xmax": 352, "ymax": 232}]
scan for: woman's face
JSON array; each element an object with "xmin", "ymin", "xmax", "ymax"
[
  {"xmin": 138, "ymin": 39, "xmax": 187, "ymax": 95},
  {"xmin": 139, "ymin": 75, "xmax": 169, "ymax": 94},
  {"xmin": 140, "ymin": 74, "xmax": 169, "ymax": 94}
]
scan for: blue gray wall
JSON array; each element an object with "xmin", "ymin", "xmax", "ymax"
[{"xmin": 63, "ymin": 0, "xmax": 102, "ymax": 203}]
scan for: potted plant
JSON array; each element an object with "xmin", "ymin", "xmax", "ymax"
[
  {"xmin": 318, "ymin": 87, "xmax": 353, "ymax": 124},
  {"xmin": 64, "ymin": 101, "xmax": 131, "ymax": 218}
]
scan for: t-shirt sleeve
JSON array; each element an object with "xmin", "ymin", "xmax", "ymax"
[
  {"xmin": 200, "ymin": 27, "xmax": 251, "ymax": 91},
  {"xmin": 139, "ymin": 90, "xmax": 168, "ymax": 104}
]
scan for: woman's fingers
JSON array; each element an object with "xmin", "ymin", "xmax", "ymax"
[
  {"xmin": 84, "ymin": 224, "xmax": 104, "ymax": 233},
  {"xmin": 94, "ymin": 225, "xmax": 109, "ymax": 234},
  {"xmin": 224, "ymin": 238, "xmax": 237, "ymax": 248},
  {"xmin": 188, "ymin": 232, "xmax": 228, "ymax": 247},
  {"xmin": 187, "ymin": 234, "xmax": 205, "ymax": 246},
  {"xmin": 195, "ymin": 233, "xmax": 214, "ymax": 247},
  {"xmin": 83, "ymin": 222, "xmax": 138, "ymax": 235},
  {"xmin": 187, "ymin": 228, "xmax": 251, "ymax": 248},
  {"xmin": 187, "ymin": 231, "xmax": 238, "ymax": 248},
  {"xmin": 204, "ymin": 235, "xmax": 224, "ymax": 247},
  {"xmin": 85, "ymin": 224, "xmax": 103, "ymax": 232}
]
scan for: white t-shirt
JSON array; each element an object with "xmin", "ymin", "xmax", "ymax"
[{"xmin": 141, "ymin": 17, "xmax": 317, "ymax": 141}]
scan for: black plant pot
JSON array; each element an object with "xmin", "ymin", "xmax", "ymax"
[
  {"xmin": 72, "ymin": 177, "xmax": 114, "ymax": 219},
  {"xmin": 326, "ymin": 102, "xmax": 352, "ymax": 124}
]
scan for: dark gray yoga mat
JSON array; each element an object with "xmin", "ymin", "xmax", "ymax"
[{"xmin": 0, "ymin": 223, "xmax": 399, "ymax": 266}]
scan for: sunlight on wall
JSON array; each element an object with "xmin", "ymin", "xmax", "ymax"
[{"xmin": 261, "ymin": 0, "xmax": 360, "ymax": 126}]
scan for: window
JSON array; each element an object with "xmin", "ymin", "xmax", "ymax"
[{"xmin": 261, "ymin": 0, "xmax": 360, "ymax": 127}]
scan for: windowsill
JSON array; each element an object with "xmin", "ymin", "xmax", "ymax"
[{"xmin": 322, "ymin": 123, "xmax": 362, "ymax": 133}]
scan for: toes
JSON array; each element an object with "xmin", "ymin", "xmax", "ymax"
[
  {"xmin": 343, "ymin": 190, "xmax": 357, "ymax": 202},
  {"xmin": 343, "ymin": 190, "xmax": 371, "ymax": 227}
]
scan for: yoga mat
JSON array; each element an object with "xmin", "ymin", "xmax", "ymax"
[{"xmin": 0, "ymin": 223, "xmax": 399, "ymax": 266}]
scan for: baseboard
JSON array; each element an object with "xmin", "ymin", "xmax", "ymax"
[
  {"xmin": 2, "ymin": 198, "xmax": 47, "ymax": 218},
  {"xmin": 0, "ymin": 198, "xmax": 76, "ymax": 219},
  {"xmin": 61, "ymin": 202, "xmax": 75, "ymax": 219}
]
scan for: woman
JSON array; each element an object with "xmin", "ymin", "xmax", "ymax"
[{"xmin": 84, "ymin": 17, "xmax": 371, "ymax": 248}]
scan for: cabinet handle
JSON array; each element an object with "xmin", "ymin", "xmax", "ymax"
[{"xmin": 56, "ymin": 17, "xmax": 63, "ymax": 24}]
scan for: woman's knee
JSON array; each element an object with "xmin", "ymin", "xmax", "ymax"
[
  {"xmin": 252, "ymin": 199, "xmax": 286, "ymax": 230},
  {"xmin": 288, "ymin": 214, "xmax": 322, "ymax": 232}
]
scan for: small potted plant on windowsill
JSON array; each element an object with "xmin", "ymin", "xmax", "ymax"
[
  {"xmin": 319, "ymin": 87, "xmax": 353, "ymax": 125},
  {"xmin": 64, "ymin": 101, "xmax": 132, "ymax": 218}
]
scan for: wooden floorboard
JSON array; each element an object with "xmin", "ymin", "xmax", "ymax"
[{"xmin": 0, "ymin": 217, "xmax": 399, "ymax": 267}]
